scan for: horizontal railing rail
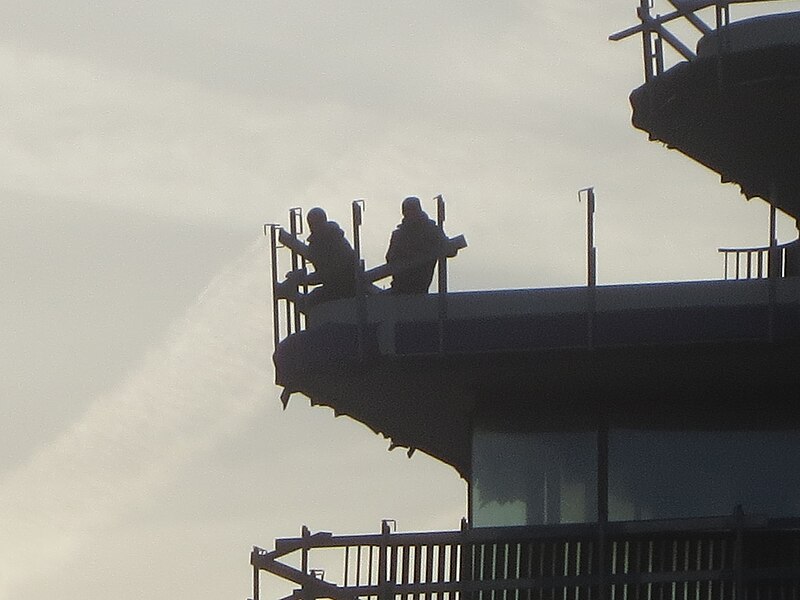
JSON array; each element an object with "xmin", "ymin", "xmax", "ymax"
[
  {"xmin": 610, "ymin": 0, "xmax": 796, "ymax": 81},
  {"xmin": 267, "ymin": 197, "xmax": 463, "ymax": 360},
  {"xmin": 251, "ymin": 516, "xmax": 800, "ymax": 600},
  {"xmin": 718, "ymin": 239, "xmax": 799, "ymax": 280}
]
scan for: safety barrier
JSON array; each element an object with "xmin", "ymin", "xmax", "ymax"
[
  {"xmin": 251, "ymin": 516, "xmax": 800, "ymax": 600},
  {"xmin": 719, "ymin": 241, "xmax": 799, "ymax": 280},
  {"xmin": 265, "ymin": 196, "xmax": 462, "ymax": 354}
]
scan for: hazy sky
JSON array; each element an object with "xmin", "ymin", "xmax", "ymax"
[{"xmin": 3, "ymin": 2, "xmax": 800, "ymax": 598}]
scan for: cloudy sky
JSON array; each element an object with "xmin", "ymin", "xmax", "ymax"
[{"xmin": 3, "ymin": 1, "xmax": 799, "ymax": 598}]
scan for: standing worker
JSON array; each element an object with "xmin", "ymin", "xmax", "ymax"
[{"xmin": 385, "ymin": 196, "xmax": 447, "ymax": 294}]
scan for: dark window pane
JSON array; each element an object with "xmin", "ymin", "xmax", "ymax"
[
  {"xmin": 472, "ymin": 429, "xmax": 598, "ymax": 527},
  {"xmin": 610, "ymin": 430, "xmax": 800, "ymax": 520}
]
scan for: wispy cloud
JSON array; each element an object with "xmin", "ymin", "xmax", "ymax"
[{"xmin": 0, "ymin": 240, "xmax": 271, "ymax": 596}]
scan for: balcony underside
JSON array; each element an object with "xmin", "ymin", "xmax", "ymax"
[
  {"xmin": 630, "ymin": 44, "xmax": 800, "ymax": 216},
  {"xmin": 274, "ymin": 280, "xmax": 800, "ymax": 479}
]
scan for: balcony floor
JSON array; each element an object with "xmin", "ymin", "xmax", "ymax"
[{"xmin": 274, "ymin": 279, "xmax": 800, "ymax": 477}]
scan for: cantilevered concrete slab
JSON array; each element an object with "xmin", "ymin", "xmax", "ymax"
[
  {"xmin": 630, "ymin": 12, "xmax": 800, "ymax": 216},
  {"xmin": 275, "ymin": 279, "xmax": 800, "ymax": 478}
]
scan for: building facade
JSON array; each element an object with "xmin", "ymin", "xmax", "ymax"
[{"xmin": 253, "ymin": 3, "xmax": 800, "ymax": 599}]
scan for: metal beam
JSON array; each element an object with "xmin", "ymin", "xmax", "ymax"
[
  {"xmin": 667, "ymin": 0, "xmax": 713, "ymax": 34},
  {"xmin": 610, "ymin": 0, "xmax": 782, "ymax": 42}
]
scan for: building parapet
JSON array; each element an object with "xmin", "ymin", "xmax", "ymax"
[{"xmin": 286, "ymin": 278, "xmax": 800, "ymax": 359}]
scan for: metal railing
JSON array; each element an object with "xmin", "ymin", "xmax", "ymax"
[
  {"xmin": 719, "ymin": 240, "xmax": 799, "ymax": 280},
  {"xmin": 251, "ymin": 516, "xmax": 800, "ymax": 600},
  {"xmin": 265, "ymin": 196, "xmax": 462, "ymax": 354},
  {"xmin": 610, "ymin": 0, "xmax": 791, "ymax": 82}
]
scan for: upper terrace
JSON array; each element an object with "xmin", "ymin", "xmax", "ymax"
[
  {"xmin": 268, "ymin": 198, "xmax": 800, "ymax": 479},
  {"xmin": 610, "ymin": 1, "xmax": 800, "ymax": 216}
]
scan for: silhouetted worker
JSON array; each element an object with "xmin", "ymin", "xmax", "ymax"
[
  {"xmin": 292, "ymin": 207, "xmax": 356, "ymax": 307},
  {"xmin": 385, "ymin": 196, "xmax": 447, "ymax": 294}
]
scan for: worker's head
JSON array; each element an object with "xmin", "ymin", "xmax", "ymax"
[
  {"xmin": 306, "ymin": 207, "xmax": 327, "ymax": 232},
  {"xmin": 401, "ymin": 196, "xmax": 423, "ymax": 219}
]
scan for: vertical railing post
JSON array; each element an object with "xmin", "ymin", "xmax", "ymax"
[
  {"xmin": 266, "ymin": 224, "xmax": 282, "ymax": 355},
  {"xmin": 768, "ymin": 194, "xmax": 779, "ymax": 343},
  {"xmin": 301, "ymin": 525, "xmax": 312, "ymax": 600},
  {"xmin": 459, "ymin": 517, "xmax": 470, "ymax": 600},
  {"xmin": 767, "ymin": 201, "xmax": 779, "ymax": 278},
  {"xmin": 638, "ymin": 0, "xmax": 655, "ymax": 82},
  {"xmin": 289, "ymin": 208, "xmax": 304, "ymax": 334},
  {"xmin": 715, "ymin": 1, "xmax": 730, "ymax": 31},
  {"xmin": 352, "ymin": 199, "xmax": 365, "ymax": 274},
  {"xmin": 379, "ymin": 520, "xmax": 394, "ymax": 600},
  {"xmin": 353, "ymin": 200, "xmax": 367, "ymax": 361},
  {"xmin": 655, "ymin": 34, "xmax": 664, "ymax": 75},
  {"xmin": 252, "ymin": 547, "xmax": 262, "ymax": 600},
  {"xmin": 715, "ymin": 0, "xmax": 731, "ymax": 89},
  {"xmin": 586, "ymin": 188, "xmax": 597, "ymax": 287},
  {"xmin": 579, "ymin": 187, "xmax": 597, "ymax": 349},
  {"xmin": 436, "ymin": 195, "xmax": 448, "ymax": 353},
  {"xmin": 757, "ymin": 250, "xmax": 764, "ymax": 279},
  {"xmin": 436, "ymin": 195, "xmax": 448, "ymax": 295}
]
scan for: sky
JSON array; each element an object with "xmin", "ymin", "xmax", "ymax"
[{"xmin": 3, "ymin": 1, "xmax": 800, "ymax": 598}]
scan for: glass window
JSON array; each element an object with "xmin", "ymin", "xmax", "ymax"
[
  {"xmin": 609, "ymin": 430, "xmax": 800, "ymax": 521},
  {"xmin": 471, "ymin": 429, "xmax": 598, "ymax": 527}
]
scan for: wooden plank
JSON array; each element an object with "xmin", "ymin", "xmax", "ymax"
[
  {"xmin": 364, "ymin": 235, "xmax": 467, "ymax": 283},
  {"xmin": 278, "ymin": 228, "xmax": 313, "ymax": 260},
  {"xmin": 275, "ymin": 232, "xmax": 466, "ymax": 296}
]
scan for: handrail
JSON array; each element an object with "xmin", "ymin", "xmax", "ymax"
[
  {"xmin": 610, "ymin": 0, "xmax": 794, "ymax": 81},
  {"xmin": 610, "ymin": 0, "xmax": 778, "ymax": 43},
  {"xmin": 251, "ymin": 518, "xmax": 800, "ymax": 600},
  {"xmin": 718, "ymin": 240, "xmax": 796, "ymax": 254},
  {"xmin": 267, "ymin": 198, "xmax": 465, "ymax": 353},
  {"xmin": 718, "ymin": 238, "xmax": 799, "ymax": 280}
]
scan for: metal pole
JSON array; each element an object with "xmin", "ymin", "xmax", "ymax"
[
  {"xmin": 289, "ymin": 208, "xmax": 304, "ymax": 334},
  {"xmin": 587, "ymin": 188, "xmax": 597, "ymax": 287},
  {"xmin": 266, "ymin": 224, "xmax": 282, "ymax": 355},
  {"xmin": 301, "ymin": 525, "xmax": 311, "ymax": 600},
  {"xmin": 378, "ymin": 520, "xmax": 390, "ymax": 600},
  {"xmin": 436, "ymin": 195, "xmax": 447, "ymax": 353},
  {"xmin": 577, "ymin": 186, "xmax": 597, "ymax": 286},
  {"xmin": 768, "ymin": 190, "xmax": 778, "ymax": 342},
  {"xmin": 352, "ymin": 200, "xmax": 365, "ymax": 263},
  {"xmin": 655, "ymin": 34, "xmax": 664, "ymax": 75},
  {"xmin": 253, "ymin": 560, "xmax": 261, "ymax": 600},
  {"xmin": 352, "ymin": 199, "xmax": 366, "ymax": 295},
  {"xmin": 639, "ymin": 0, "xmax": 654, "ymax": 82},
  {"xmin": 715, "ymin": 1, "xmax": 730, "ymax": 30},
  {"xmin": 769, "ymin": 201, "xmax": 778, "ymax": 255},
  {"xmin": 436, "ymin": 195, "xmax": 448, "ymax": 295},
  {"xmin": 579, "ymin": 187, "xmax": 597, "ymax": 348},
  {"xmin": 352, "ymin": 200, "xmax": 367, "ymax": 361}
]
